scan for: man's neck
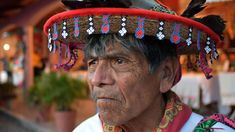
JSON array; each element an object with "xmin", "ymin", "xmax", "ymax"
[{"xmin": 120, "ymin": 94, "xmax": 166, "ymax": 132}]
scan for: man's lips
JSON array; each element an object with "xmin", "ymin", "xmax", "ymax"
[
  {"xmin": 97, "ymin": 97, "xmax": 116, "ymax": 101},
  {"xmin": 96, "ymin": 96, "xmax": 122, "ymax": 104}
]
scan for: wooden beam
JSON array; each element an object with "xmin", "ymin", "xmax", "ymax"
[
  {"xmin": 11, "ymin": 0, "xmax": 63, "ymax": 26},
  {"xmin": 0, "ymin": 0, "xmax": 63, "ymax": 34},
  {"xmin": 24, "ymin": 26, "xmax": 34, "ymax": 88}
]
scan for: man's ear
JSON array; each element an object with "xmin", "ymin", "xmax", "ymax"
[{"xmin": 159, "ymin": 57, "xmax": 180, "ymax": 93}]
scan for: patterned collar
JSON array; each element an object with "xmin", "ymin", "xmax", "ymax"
[{"xmin": 101, "ymin": 91, "xmax": 192, "ymax": 132}]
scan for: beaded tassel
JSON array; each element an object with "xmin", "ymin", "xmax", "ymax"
[
  {"xmin": 101, "ymin": 15, "xmax": 110, "ymax": 34},
  {"xmin": 56, "ymin": 44, "xmax": 79, "ymax": 71},
  {"xmin": 52, "ymin": 23, "xmax": 58, "ymax": 53},
  {"xmin": 62, "ymin": 21, "xmax": 69, "ymax": 39},
  {"xmin": 170, "ymin": 23, "xmax": 181, "ymax": 44},
  {"xmin": 119, "ymin": 16, "xmax": 127, "ymax": 36},
  {"xmin": 135, "ymin": 17, "xmax": 145, "ymax": 39},
  {"xmin": 199, "ymin": 51, "xmax": 213, "ymax": 79},
  {"xmin": 156, "ymin": 21, "xmax": 165, "ymax": 40},
  {"xmin": 186, "ymin": 27, "xmax": 193, "ymax": 46},
  {"xmin": 87, "ymin": 16, "xmax": 95, "ymax": 35},
  {"xmin": 74, "ymin": 17, "xmax": 80, "ymax": 37},
  {"xmin": 48, "ymin": 28, "xmax": 53, "ymax": 52},
  {"xmin": 53, "ymin": 23, "xmax": 58, "ymax": 40},
  {"xmin": 211, "ymin": 40, "xmax": 219, "ymax": 60},
  {"xmin": 204, "ymin": 36, "xmax": 212, "ymax": 54}
]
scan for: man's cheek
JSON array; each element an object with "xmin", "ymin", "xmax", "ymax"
[
  {"xmin": 88, "ymin": 82, "xmax": 93, "ymax": 92},
  {"xmin": 87, "ymin": 75, "xmax": 94, "ymax": 91},
  {"xmin": 119, "ymin": 79, "xmax": 134, "ymax": 96}
]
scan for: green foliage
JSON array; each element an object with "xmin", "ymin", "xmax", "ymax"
[
  {"xmin": 28, "ymin": 72, "xmax": 88, "ymax": 111},
  {"xmin": 27, "ymin": 77, "xmax": 44, "ymax": 107}
]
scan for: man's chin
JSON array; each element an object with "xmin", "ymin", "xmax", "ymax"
[{"xmin": 98, "ymin": 112, "xmax": 123, "ymax": 126}]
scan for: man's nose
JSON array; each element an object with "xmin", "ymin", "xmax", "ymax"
[{"xmin": 90, "ymin": 61, "xmax": 114, "ymax": 87}]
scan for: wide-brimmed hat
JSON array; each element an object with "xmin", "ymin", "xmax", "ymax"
[{"xmin": 43, "ymin": 0, "xmax": 225, "ymax": 79}]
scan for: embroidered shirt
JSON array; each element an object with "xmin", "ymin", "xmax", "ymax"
[{"xmin": 73, "ymin": 91, "xmax": 234, "ymax": 132}]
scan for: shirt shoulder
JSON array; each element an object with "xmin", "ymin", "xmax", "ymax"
[
  {"xmin": 181, "ymin": 112, "xmax": 203, "ymax": 132},
  {"xmin": 181, "ymin": 113, "xmax": 235, "ymax": 132},
  {"xmin": 213, "ymin": 122, "xmax": 235, "ymax": 132},
  {"xmin": 73, "ymin": 114, "xmax": 103, "ymax": 132}
]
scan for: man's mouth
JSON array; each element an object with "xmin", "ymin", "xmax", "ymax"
[
  {"xmin": 97, "ymin": 97, "xmax": 116, "ymax": 101},
  {"xmin": 96, "ymin": 96, "xmax": 122, "ymax": 104}
]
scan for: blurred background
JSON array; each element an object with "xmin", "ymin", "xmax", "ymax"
[{"xmin": 0, "ymin": 0, "xmax": 235, "ymax": 132}]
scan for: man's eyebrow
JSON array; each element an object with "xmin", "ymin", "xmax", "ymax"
[
  {"xmin": 86, "ymin": 54, "xmax": 98, "ymax": 61},
  {"xmin": 105, "ymin": 52, "xmax": 129, "ymax": 58},
  {"xmin": 86, "ymin": 51, "xmax": 130, "ymax": 60}
]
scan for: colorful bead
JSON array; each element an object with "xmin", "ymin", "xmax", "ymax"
[
  {"xmin": 62, "ymin": 21, "xmax": 68, "ymax": 39},
  {"xmin": 135, "ymin": 17, "xmax": 145, "ymax": 39},
  {"xmin": 186, "ymin": 38, "xmax": 192, "ymax": 46},
  {"xmin": 53, "ymin": 23, "xmax": 58, "ymax": 40},
  {"xmin": 204, "ymin": 46, "xmax": 212, "ymax": 54},
  {"xmin": 186, "ymin": 27, "xmax": 193, "ymax": 46},
  {"xmin": 74, "ymin": 17, "xmax": 80, "ymax": 37},
  {"xmin": 156, "ymin": 32, "xmax": 165, "ymax": 40},
  {"xmin": 87, "ymin": 16, "xmax": 95, "ymax": 35},
  {"xmin": 119, "ymin": 16, "xmax": 127, "ymax": 36},
  {"xmin": 156, "ymin": 21, "xmax": 165, "ymax": 40},
  {"xmin": 48, "ymin": 45, "xmax": 53, "ymax": 52},
  {"xmin": 211, "ymin": 40, "xmax": 219, "ymax": 60},
  {"xmin": 101, "ymin": 15, "xmax": 110, "ymax": 34},
  {"xmin": 170, "ymin": 23, "xmax": 181, "ymax": 44},
  {"xmin": 48, "ymin": 28, "xmax": 53, "ymax": 52},
  {"xmin": 204, "ymin": 36, "xmax": 212, "ymax": 54},
  {"xmin": 52, "ymin": 23, "xmax": 58, "ymax": 52},
  {"xmin": 48, "ymin": 28, "xmax": 52, "ymax": 43}
]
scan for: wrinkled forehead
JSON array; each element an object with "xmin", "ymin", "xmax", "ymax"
[
  {"xmin": 91, "ymin": 43, "xmax": 125, "ymax": 57},
  {"xmin": 84, "ymin": 34, "xmax": 139, "ymax": 59}
]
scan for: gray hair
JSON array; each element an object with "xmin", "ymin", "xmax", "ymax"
[{"xmin": 84, "ymin": 34, "xmax": 177, "ymax": 73}]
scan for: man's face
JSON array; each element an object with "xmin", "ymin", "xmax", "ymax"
[{"xmin": 87, "ymin": 42, "xmax": 162, "ymax": 125}]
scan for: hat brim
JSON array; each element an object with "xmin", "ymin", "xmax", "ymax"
[{"xmin": 44, "ymin": 8, "xmax": 220, "ymax": 55}]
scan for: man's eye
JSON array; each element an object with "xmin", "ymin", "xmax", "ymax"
[
  {"xmin": 114, "ymin": 58, "xmax": 127, "ymax": 65},
  {"xmin": 116, "ymin": 58, "xmax": 124, "ymax": 64},
  {"xmin": 88, "ymin": 59, "xmax": 98, "ymax": 66},
  {"xmin": 111, "ymin": 57, "xmax": 131, "ymax": 72}
]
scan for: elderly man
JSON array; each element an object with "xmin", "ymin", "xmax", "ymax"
[{"xmin": 44, "ymin": 0, "xmax": 235, "ymax": 131}]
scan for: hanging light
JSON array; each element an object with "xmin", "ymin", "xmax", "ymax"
[
  {"xmin": 0, "ymin": 71, "xmax": 8, "ymax": 83},
  {"xmin": 3, "ymin": 43, "xmax": 10, "ymax": 51}
]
